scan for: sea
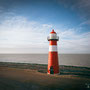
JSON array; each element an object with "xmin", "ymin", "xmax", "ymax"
[{"xmin": 0, "ymin": 54, "xmax": 90, "ymax": 67}]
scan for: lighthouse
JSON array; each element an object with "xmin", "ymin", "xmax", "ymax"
[{"xmin": 47, "ymin": 29, "xmax": 59, "ymax": 74}]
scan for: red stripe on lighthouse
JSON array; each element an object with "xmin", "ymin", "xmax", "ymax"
[
  {"xmin": 49, "ymin": 41, "xmax": 57, "ymax": 45},
  {"xmin": 48, "ymin": 52, "xmax": 59, "ymax": 74}
]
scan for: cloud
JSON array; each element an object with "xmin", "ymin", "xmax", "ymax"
[
  {"xmin": 0, "ymin": 16, "xmax": 90, "ymax": 53},
  {"xmin": 80, "ymin": 20, "xmax": 90, "ymax": 26},
  {"xmin": 58, "ymin": 30, "xmax": 90, "ymax": 53},
  {"xmin": 0, "ymin": 16, "xmax": 51, "ymax": 48}
]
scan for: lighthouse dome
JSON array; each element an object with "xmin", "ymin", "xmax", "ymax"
[{"xmin": 50, "ymin": 29, "xmax": 56, "ymax": 34}]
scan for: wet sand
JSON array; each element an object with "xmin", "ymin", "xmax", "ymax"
[{"xmin": 0, "ymin": 66, "xmax": 90, "ymax": 90}]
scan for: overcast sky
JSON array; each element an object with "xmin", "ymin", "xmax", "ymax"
[{"xmin": 0, "ymin": 0, "xmax": 90, "ymax": 53}]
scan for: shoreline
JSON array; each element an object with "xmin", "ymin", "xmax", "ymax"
[{"xmin": 0, "ymin": 61, "xmax": 90, "ymax": 68}]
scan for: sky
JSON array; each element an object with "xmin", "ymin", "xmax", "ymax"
[{"xmin": 0, "ymin": 0, "xmax": 90, "ymax": 54}]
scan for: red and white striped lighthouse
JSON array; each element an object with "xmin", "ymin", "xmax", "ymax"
[{"xmin": 47, "ymin": 29, "xmax": 59, "ymax": 74}]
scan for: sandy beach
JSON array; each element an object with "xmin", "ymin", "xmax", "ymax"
[{"xmin": 0, "ymin": 63, "xmax": 90, "ymax": 90}]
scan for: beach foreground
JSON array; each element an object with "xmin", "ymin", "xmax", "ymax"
[{"xmin": 0, "ymin": 62, "xmax": 90, "ymax": 90}]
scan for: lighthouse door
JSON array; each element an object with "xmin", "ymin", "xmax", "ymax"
[{"xmin": 50, "ymin": 66, "xmax": 54, "ymax": 74}]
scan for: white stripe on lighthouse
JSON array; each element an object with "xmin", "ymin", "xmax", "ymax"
[{"xmin": 49, "ymin": 45, "xmax": 57, "ymax": 52}]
